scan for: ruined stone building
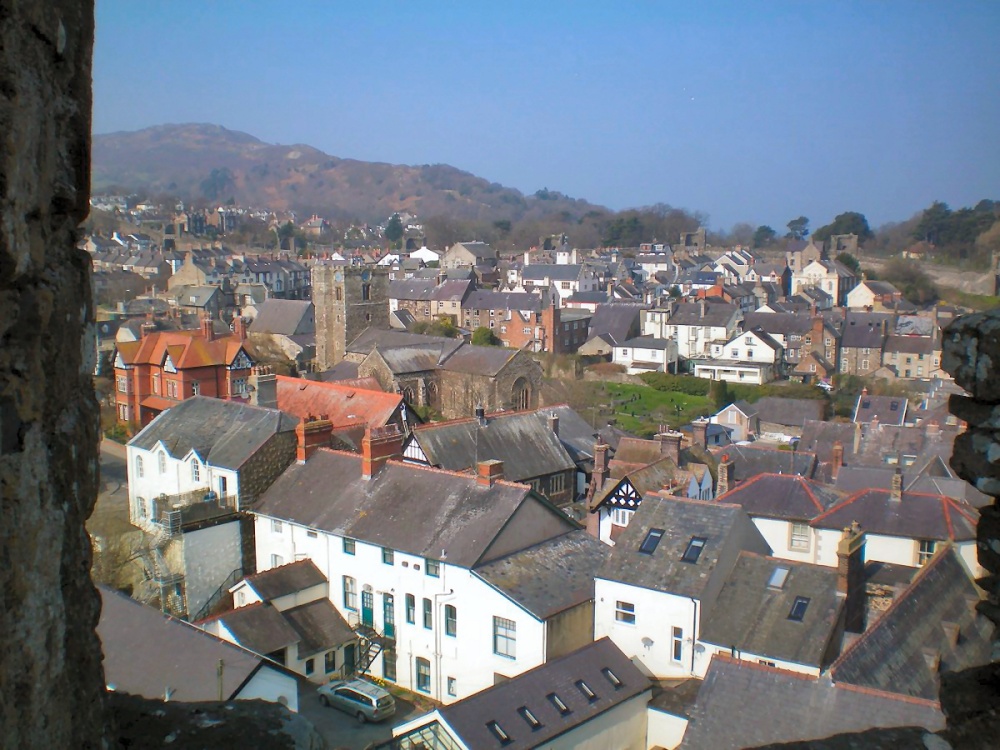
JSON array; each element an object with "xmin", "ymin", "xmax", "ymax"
[{"xmin": 312, "ymin": 263, "xmax": 390, "ymax": 370}]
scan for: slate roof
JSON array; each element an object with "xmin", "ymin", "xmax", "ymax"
[
  {"xmin": 812, "ymin": 487, "xmax": 978, "ymax": 542},
  {"xmin": 611, "ymin": 437, "xmax": 672, "ymax": 474},
  {"xmin": 753, "ymin": 397, "xmax": 825, "ymax": 428},
  {"xmin": 428, "ymin": 279, "xmax": 474, "ymax": 302},
  {"xmin": 521, "ymin": 263, "xmax": 585, "ymax": 282},
  {"xmin": 619, "ymin": 334, "xmax": 675, "ymax": 350},
  {"xmin": 247, "ymin": 299, "xmax": 314, "ymax": 336},
  {"xmin": 698, "ymin": 552, "xmax": 842, "ymax": 668},
  {"xmin": 533, "ymin": 404, "xmax": 598, "ymax": 467},
  {"xmin": 853, "ymin": 394, "xmax": 908, "ymax": 426},
  {"xmin": 474, "ymin": 530, "xmax": 610, "ymax": 619},
  {"xmin": 591, "ymin": 456, "xmax": 682, "ymax": 510},
  {"xmin": 597, "ymin": 495, "xmax": 762, "ymax": 598},
  {"xmin": 282, "ymin": 599, "xmax": 356, "ymax": 657},
  {"xmin": 449, "ymin": 241, "xmax": 496, "ymax": 260},
  {"xmin": 98, "ymin": 586, "xmax": 281, "ymax": 703},
  {"xmin": 717, "ymin": 473, "xmax": 845, "ymax": 521},
  {"xmin": 244, "ymin": 559, "xmax": 327, "ymax": 601},
  {"xmin": 712, "ymin": 444, "xmax": 819, "ymax": 482},
  {"xmin": 274, "ymin": 375, "xmax": 403, "ymax": 429},
  {"xmin": 128, "ymin": 396, "xmax": 298, "ymax": 469},
  {"xmin": 438, "ymin": 344, "xmax": 521, "ymax": 376},
  {"xmin": 667, "ymin": 301, "xmax": 740, "ymax": 327},
  {"xmin": 411, "ymin": 410, "xmax": 575, "ymax": 481},
  {"xmin": 884, "ymin": 335, "xmax": 938, "ymax": 355},
  {"xmin": 679, "ymin": 656, "xmax": 944, "ymax": 749},
  {"xmin": 388, "ymin": 278, "xmax": 438, "ymax": 301},
  {"xmin": 797, "ymin": 420, "xmax": 860, "ymax": 463},
  {"xmin": 374, "ymin": 345, "xmax": 443, "ymax": 375},
  {"xmin": 830, "ymin": 547, "xmax": 991, "ymax": 700},
  {"xmin": 741, "ymin": 312, "xmax": 812, "ymax": 336},
  {"xmin": 463, "ymin": 289, "xmax": 543, "ymax": 312},
  {"xmin": 208, "ymin": 602, "xmax": 300, "ymax": 655},
  {"xmin": 346, "ymin": 328, "xmax": 463, "ymax": 358},
  {"xmin": 435, "ymin": 638, "xmax": 650, "ymax": 750},
  {"xmin": 256, "ymin": 451, "xmax": 550, "ymax": 568},
  {"xmin": 586, "ymin": 302, "xmax": 644, "ymax": 344},
  {"xmin": 841, "ymin": 311, "xmax": 892, "ymax": 349}
]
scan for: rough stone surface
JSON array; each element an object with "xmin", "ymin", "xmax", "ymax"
[
  {"xmin": 942, "ymin": 312, "xmax": 1000, "ymax": 403},
  {"xmin": 0, "ymin": 2, "xmax": 108, "ymax": 748}
]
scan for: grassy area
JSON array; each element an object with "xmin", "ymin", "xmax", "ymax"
[
  {"xmin": 937, "ymin": 286, "xmax": 1000, "ymax": 311},
  {"xmin": 568, "ymin": 382, "xmax": 714, "ymax": 437}
]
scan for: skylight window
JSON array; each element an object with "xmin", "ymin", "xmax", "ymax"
[
  {"xmin": 890, "ymin": 401, "xmax": 899, "ymax": 411},
  {"xmin": 639, "ymin": 528, "xmax": 665, "ymax": 555},
  {"xmin": 486, "ymin": 721, "xmax": 511, "ymax": 744},
  {"xmin": 576, "ymin": 680, "xmax": 598, "ymax": 702},
  {"xmin": 788, "ymin": 596, "xmax": 810, "ymax": 621},
  {"xmin": 767, "ymin": 566, "xmax": 790, "ymax": 589},
  {"xmin": 517, "ymin": 706, "xmax": 542, "ymax": 730},
  {"xmin": 681, "ymin": 537, "xmax": 707, "ymax": 563},
  {"xmin": 601, "ymin": 667, "xmax": 623, "ymax": 689},
  {"xmin": 547, "ymin": 692, "xmax": 570, "ymax": 715}
]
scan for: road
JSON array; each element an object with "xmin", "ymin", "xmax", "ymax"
[{"xmin": 89, "ymin": 439, "xmax": 131, "ymax": 538}]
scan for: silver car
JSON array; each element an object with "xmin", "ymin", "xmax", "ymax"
[{"xmin": 317, "ymin": 678, "xmax": 396, "ymax": 723}]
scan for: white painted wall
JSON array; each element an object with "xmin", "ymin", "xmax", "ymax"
[
  {"xmin": 237, "ymin": 666, "xmax": 299, "ymax": 712},
  {"xmin": 537, "ymin": 692, "xmax": 649, "ymax": 750},
  {"xmin": 814, "ymin": 528, "xmax": 980, "ymax": 575},
  {"xmin": 647, "ymin": 705, "xmax": 689, "ymax": 750},
  {"xmin": 183, "ymin": 520, "xmax": 243, "ymax": 619},
  {"xmin": 752, "ymin": 517, "xmax": 816, "ymax": 564}
]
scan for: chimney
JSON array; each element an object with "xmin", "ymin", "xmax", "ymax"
[
  {"xmin": 837, "ymin": 521, "xmax": 867, "ymax": 633},
  {"xmin": 692, "ymin": 418, "xmax": 709, "ymax": 448},
  {"xmin": 926, "ymin": 419, "xmax": 940, "ymax": 437},
  {"xmin": 233, "ymin": 315, "xmax": 247, "ymax": 341},
  {"xmin": 475, "ymin": 405, "xmax": 487, "ymax": 427},
  {"xmin": 361, "ymin": 424, "xmax": 405, "ymax": 480},
  {"xmin": 890, "ymin": 467, "xmax": 903, "ymax": 501},
  {"xmin": 249, "ymin": 365, "xmax": 277, "ymax": 409},
  {"xmin": 548, "ymin": 413, "xmax": 559, "ymax": 437},
  {"xmin": 699, "ymin": 299, "xmax": 707, "ymax": 317},
  {"xmin": 591, "ymin": 437, "xmax": 610, "ymax": 495},
  {"xmin": 476, "ymin": 459, "xmax": 505, "ymax": 488},
  {"xmin": 655, "ymin": 430, "xmax": 682, "ymax": 466},
  {"xmin": 140, "ymin": 321, "xmax": 156, "ymax": 339},
  {"xmin": 296, "ymin": 416, "xmax": 334, "ymax": 463},
  {"xmin": 201, "ymin": 315, "xmax": 215, "ymax": 342},
  {"xmin": 717, "ymin": 454, "xmax": 733, "ymax": 496},
  {"xmin": 831, "ymin": 441, "xmax": 844, "ymax": 480}
]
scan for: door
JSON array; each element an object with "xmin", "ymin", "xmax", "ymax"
[
  {"xmin": 382, "ymin": 594, "xmax": 395, "ymax": 639},
  {"xmin": 361, "ymin": 590, "xmax": 374, "ymax": 628},
  {"xmin": 343, "ymin": 644, "xmax": 356, "ymax": 675}
]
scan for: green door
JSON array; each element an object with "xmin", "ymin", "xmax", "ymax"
[
  {"xmin": 362, "ymin": 590, "xmax": 374, "ymax": 628},
  {"xmin": 344, "ymin": 643, "xmax": 356, "ymax": 675},
  {"xmin": 383, "ymin": 594, "xmax": 395, "ymax": 639}
]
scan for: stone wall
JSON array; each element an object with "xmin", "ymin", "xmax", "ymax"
[{"xmin": 0, "ymin": 2, "xmax": 110, "ymax": 747}]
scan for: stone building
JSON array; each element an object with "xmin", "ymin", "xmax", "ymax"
[{"xmin": 312, "ymin": 263, "xmax": 390, "ymax": 370}]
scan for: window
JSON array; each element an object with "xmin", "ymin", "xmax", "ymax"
[
  {"xmin": 191, "ymin": 381, "xmax": 200, "ymax": 396},
  {"xmin": 788, "ymin": 596, "xmax": 810, "ymax": 621},
  {"xmin": 523, "ymin": 327, "xmax": 531, "ymax": 335},
  {"xmin": 861, "ymin": 359, "xmax": 869, "ymax": 370},
  {"xmin": 672, "ymin": 626, "xmax": 684, "ymax": 662},
  {"xmin": 305, "ymin": 658, "xmax": 314, "ymax": 676},
  {"xmin": 518, "ymin": 706, "xmax": 543, "ymax": 729},
  {"xmin": 190, "ymin": 459, "xmax": 200, "ymax": 482},
  {"xmin": 343, "ymin": 576, "xmax": 358, "ymax": 611},
  {"xmin": 615, "ymin": 601, "xmax": 635, "ymax": 624},
  {"xmin": 639, "ymin": 528, "xmax": 665, "ymax": 555},
  {"xmin": 493, "ymin": 616, "xmax": 516, "ymax": 658},
  {"xmin": 116, "ymin": 375, "xmax": 127, "ymax": 393},
  {"xmin": 611, "ymin": 507, "xmax": 633, "ymax": 527},
  {"xmin": 383, "ymin": 648, "xmax": 396, "ymax": 681},
  {"xmin": 135, "ymin": 455, "xmax": 144, "ymax": 478},
  {"xmin": 862, "ymin": 347, "xmax": 871, "ymax": 355},
  {"xmin": 425, "ymin": 558, "xmax": 440, "ymax": 577},
  {"xmin": 271, "ymin": 554, "xmax": 284, "ymax": 567},
  {"xmin": 602, "ymin": 667, "xmax": 623, "ymax": 689},
  {"xmin": 681, "ymin": 537, "xmax": 707, "ymax": 563},
  {"xmin": 361, "ymin": 283, "xmax": 371, "ymax": 301},
  {"xmin": 422, "ymin": 597, "xmax": 432, "ymax": 629},
  {"xmin": 343, "ymin": 537, "xmax": 356, "ymax": 555},
  {"xmin": 790, "ymin": 523, "xmax": 810, "ymax": 551},
  {"xmin": 382, "ymin": 547, "xmax": 394, "ymax": 565},
  {"xmin": 486, "ymin": 721, "xmax": 510, "ymax": 744},
  {"xmin": 405, "ymin": 594, "xmax": 415, "ymax": 624},
  {"xmin": 500, "ymin": 325, "xmax": 507, "ymax": 333},
  {"xmin": 271, "ymin": 519, "xmax": 283, "ymax": 534},
  {"xmin": 447, "ymin": 677, "xmax": 457, "ymax": 696},
  {"xmin": 324, "ymin": 651, "xmax": 336, "ymax": 674},
  {"xmin": 918, "ymin": 539, "xmax": 936, "ymax": 566},
  {"xmin": 575, "ymin": 680, "xmax": 597, "ymax": 702},
  {"xmin": 841, "ymin": 359, "xmax": 849, "ymax": 372},
  {"xmin": 759, "ymin": 659, "xmax": 777, "ymax": 667},
  {"xmin": 768, "ymin": 566, "xmax": 790, "ymax": 590},
  {"xmin": 549, "ymin": 473, "xmax": 565, "ymax": 494},
  {"xmin": 415, "ymin": 657, "xmax": 431, "ymax": 693},
  {"xmin": 158, "ymin": 451, "xmax": 166, "ymax": 474},
  {"xmin": 307, "ymin": 529, "xmax": 318, "ymax": 539},
  {"xmin": 445, "ymin": 605, "xmax": 457, "ymax": 637},
  {"xmin": 548, "ymin": 692, "xmax": 570, "ymax": 715},
  {"xmin": 136, "ymin": 497, "xmax": 147, "ymax": 520}
]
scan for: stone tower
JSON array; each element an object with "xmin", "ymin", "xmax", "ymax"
[{"xmin": 313, "ymin": 264, "xmax": 390, "ymax": 370}]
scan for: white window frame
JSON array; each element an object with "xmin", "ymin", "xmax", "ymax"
[
  {"xmin": 493, "ymin": 616, "xmax": 516, "ymax": 659},
  {"xmin": 615, "ymin": 601, "xmax": 636, "ymax": 625},
  {"xmin": 789, "ymin": 522, "xmax": 810, "ymax": 551}
]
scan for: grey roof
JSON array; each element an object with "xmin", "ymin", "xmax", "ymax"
[
  {"xmin": 797, "ymin": 420, "xmax": 859, "ymax": 463},
  {"xmin": 841, "ymin": 311, "xmax": 892, "ymax": 348},
  {"xmin": 587, "ymin": 302, "xmax": 644, "ymax": 345},
  {"xmin": 174, "ymin": 285, "xmax": 221, "ymax": 307},
  {"xmin": 129, "ymin": 396, "xmax": 299, "ymax": 470},
  {"xmin": 463, "ymin": 289, "xmax": 543, "ymax": 312},
  {"xmin": 812, "ymin": 487, "xmax": 978, "ymax": 542},
  {"xmin": 387, "ymin": 278, "xmax": 438, "ymax": 301},
  {"xmin": 753, "ymin": 397, "xmax": 825, "ymax": 428},
  {"xmin": 619, "ymin": 334, "xmax": 675, "ymax": 350},
  {"xmin": 661, "ymin": 301, "xmax": 737, "ymax": 328},
  {"xmin": 282, "ymin": 599, "xmax": 356, "ymax": 657},
  {"xmin": 98, "ymin": 586, "xmax": 278, "ymax": 702},
  {"xmin": 566, "ymin": 290, "xmax": 611, "ymax": 304},
  {"xmin": 210, "ymin": 603, "xmax": 300, "ymax": 655},
  {"xmin": 742, "ymin": 312, "xmax": 813, "ymax": 336},
  {"xmin": 680, "ymin": 656, "xmax": 944, "ymax": 750},
  {"xmin": 521, "ymin": 263, "xmax": 585, "ymax": 282},
  {"xmin": 449, "ymin": 241, "xmax": 496, "ymax": 259},
  {"xmin": 535, "ymin": 404, "xmax": 598, "ymax": 466},
  {"xmin": 245, "ymin": 559, "xmax": 327, "ymax": 601},
  {"xmin": 474, "ymin": 530, "xmax": 610, "ymax": 619},
  {"xmin": 698, "ymin": 553, "xmax": 842, "ymax": 668},
  {"xmin": 439, "ymin": 344, "xmax": 521, "ymax": 377},
  {"xmin": 436, "ymin": 638, "xmax": 651, "ymax": 750},
  {"xmin": 718, "ymin": 473, "xmax": 844, "ymax": 521},
  {"xmin": 895, "ymin": 315, "xmax": 935, "ymax": 336},
  {"xmin": 713, "ymin": 444, "xmax": 818, "ymax": 483},
  {"xmin": 428, "ymin": 279, "xmax": 474, "ymax": 302},
  {"xmin": 256, "ymin": 451, "xmax": 562, "ymax": 568},
  {"xmin": 412, "ymin": 410, "xmax": 576, "ymax": 481},
  {"xmin": 248, "ymin": 299, "xmax": 314, "ymax": 336},
  {"xmin": 346, "ymin": 328, "xmax": 463, "ymax": 357},
  {"xmin": 884, "ymin": 334, "xmax": 937, "ymax": 355},
  {"xmin": 376, "ymin": 344, "xmax": 445, "ymax": 374},
  {"xmin": 831, "ymin": 547, "xmax": 991, "ymax": 700},
  {"xmin": 853, "ymin": 394, "xmax": 908, "ymax": 426},
  {"xmin": 597, "ymin": 495, "xmax": 766, "ymax": 598}
]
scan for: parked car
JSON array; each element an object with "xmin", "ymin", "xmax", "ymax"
[{"xmin": 317, "ymin": 678, "xmax": 396, "ymax": 723}]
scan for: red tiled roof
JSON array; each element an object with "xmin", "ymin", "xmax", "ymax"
[{"xmin": 274, "ymin": 375, "xmax": 402, "ymax": 429}]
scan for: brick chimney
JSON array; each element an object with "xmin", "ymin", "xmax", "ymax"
[
  {"xmin": 547, "ymin": 413, "xmax": 559, "ymax": 436},
  {"xmin": 890, "ymin": 466, "xmax": 903, "ymax": 501},
  {"xmin": 591, "ymin": 437, "xmax": 609, "ymax": 496},
  {"xmin": 200, "ymin": 315, "xmax": 215, "ymax": 342},
  {"xmin": 716, "ymin": 454, "xmax": 734, "ymax": 496},
  {"xmin": 296, "ymin": 416, "xmax": 334, "ymax": 463},
  {"xmin": 692, "ymin": 418, "xmax": 708, "ymax": 448},
  {"xmin": 362, "ymin": 424, "xmax": 405, "ymax": 480},
  {"xmin": 476, "ymin": 459, "xmax": 505, "ymax": 487},
  {"xmin": 249, "ymin": 365, "xmax": 277, "ymax": 409},
  {"xmin": 831, "ymin": 441, "xmax": 844, "ymax": 480},
  {"xmin": 655, "ymin": 430, "xmax": 682, "ymax": 466},
  {"xmin": 233, "ymin": 315, "xmax": 247, "ymax": 341},
  {"xmin": 837, "ymin": 521, "xmax": 867, "ymax": 633}
]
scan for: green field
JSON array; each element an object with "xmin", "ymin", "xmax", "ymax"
[{"xmin": 571, "ymin": 382, "xmax": 714, "ymax": 437}]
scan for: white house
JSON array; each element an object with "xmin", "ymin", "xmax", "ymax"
[
  {"xmin": 692, "ymin": 360, "xmax": 776, "ymax": 385},
  {"xmin": 792, "ymin": 259, "xmax": 857, "ymax": 307},
  {"xmin": 518, "ymin": 263, "xmax": 600, "ymax": 306},
  {"xmin": 709, "ymin": 327, "xmax": 783, "ymax": 366},
  {"xmin": 252, "ymin": 426, "xmax": 608, "ymax": 704},
  {"xmin": 643, "ymin": 301, "xmax": 742, "ymax": 360},
  {"xmin": 408, "ymin": 246, "xmax": 439, "ymax": 265},
  {"xmin": 612, "ymin": 335, "xmax": 679, "ymax": 375}
]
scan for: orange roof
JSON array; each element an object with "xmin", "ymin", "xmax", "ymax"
[
  {"xmin": 274, "ymin": 375, "xmax": 403, "ymax": 429},
  {"xmin": 119, "ymin": 329, "xmax": 250, "ymax": 370}
]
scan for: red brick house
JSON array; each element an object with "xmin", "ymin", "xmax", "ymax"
[{"xmin": 112, "ymin": 317, "xmax": 254, "ymax": 428}]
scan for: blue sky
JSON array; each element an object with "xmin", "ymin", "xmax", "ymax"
[{"xmin": 94, "ymin": 1, "xmax": 1000, "ymax": 231}]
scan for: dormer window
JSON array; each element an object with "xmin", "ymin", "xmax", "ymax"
[
  {"xmin": 639, "ymin": 528, "xmax": 664, "ymax": 555},
  {"xmin": 681, "ymin": 537, "xmax": 707, "ymax": 563}
]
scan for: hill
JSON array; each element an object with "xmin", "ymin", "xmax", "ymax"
[{"xmin": 92, "ymin": 123, "xmax": 607, "ymax": 225}]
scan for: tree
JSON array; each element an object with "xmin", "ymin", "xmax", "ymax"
[
  {"xmin": 411, "ymin": 315, "xmax": 459, "ymax": 339},
  {"xmin": 835, "ymin": 252, "xmax": 861, "ymax": 275},
  {"xmin": 384, "ymin": 213, "xmax": 404, "ymax": 247},
  {"xmin": 786, "ymin": 216, "xmax": 810, "ymax": 240},
  {"xmin": 813, "ymin": 212, "xmax": 873, "ymax": 244},
  {"xmin": 879, "ymin": 257, "xmax": 938, "ymax": 305},
  {"xmin": 753, "ymin": 225, "xmax": 777, "ymax": 248},
  {"xmin": 709, "ymin": 379, "xmax": 730, "ymax": 409},
  {"xmin": 729, "ymin": 222, "xmax": 755, "ymax": 247},
  {"xmin": 471, "ymin": 326, "xmax": 501, "ymax": 346}
]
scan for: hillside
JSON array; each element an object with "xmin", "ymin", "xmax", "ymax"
[{"xmin": 92, "ymin": 123, "xmax": 607, "ymax": 224}]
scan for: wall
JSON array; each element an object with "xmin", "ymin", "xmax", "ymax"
[
  {"xmin": 647, "ymin": 705, "xmax": 689, "ymax": 750},
  {"xmin": 538, "ymin": 692, "xmax": 650, "ymax": 750},
  {"xmin": 182, "ymin": 520, "xmax": 244, "ymax": 620},
  {"xmin": 752, "ymin": 517, "xmax": 815, "ymax": 564},
  {"xmin": 545, "ymin": 600, "xmax": 595, "ymax": 661},
  {"xmin": 237, "ymin": 666, "xmax": 300, "ymax": 713},
  {"xmin": 237, "ymin": 430, "xmax": 297, "ymax": 507}
]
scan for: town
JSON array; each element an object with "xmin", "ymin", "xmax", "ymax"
[{"xmin": 84, "ymin": 198, "xmax": 993, "ymax": 749}]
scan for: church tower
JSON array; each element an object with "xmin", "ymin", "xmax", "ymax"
[{"xmin": 313, "ymin": 264, "xmax": 390, "ymax": 370}]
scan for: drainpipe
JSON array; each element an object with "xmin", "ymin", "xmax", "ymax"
[
  {"xmin": 689, "ymin": 597, "xmax": 698, "ymax": 676},
  {"xmin": 433, "ymin": 585, "xmax": 454, "ymax": 700}
]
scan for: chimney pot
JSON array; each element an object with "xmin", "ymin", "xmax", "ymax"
[
  {"xmin": 477, "ymin": 459, "xmax": 504, "ymax": 487},
  {"xmin": 548, "ymin": 413, "xmax": 559, "ymax": 436}
]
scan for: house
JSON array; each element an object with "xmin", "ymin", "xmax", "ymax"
[
  {"xmin": 709, "ymin": 400, "xmax": 759, "ymax": 442},
  {"xmin": 853, "ymin": 391, "xmax": 908, "ymax": 426},
  {"xmin": 112, "ymin": 316, "xmax": 255, "ymax": 426},
  {"xmin": 643, "ymin": 300, "xmax": 742, "ymax": 360},
  {"xmin": 752, "ymin": 397, "xmax": 826, "ymax": 440},
  {"xmin": 441, "ymin": 241, "xmax": 498, "ymax": 270},
  {"xmin": 98, "ymin": 585, "xmax": 300, "ymax": 711},
  {"xmin": 402, "ymin": 407, "xmax": 578, "ymax": 506},
  {"xmin": 839, "ymin": 312, "xmax": 891, "ymax": 376},
  {"xmin": 612, "ymin": 335, "xmax": 679, "ymax": 374},
  {"xmin": 578, "ymin": 302, "xmax": 645, "ymax": 356},
  {"xmin": 593, "ymin": 495, "xmax": 771, "ymax": 678},
  {"xmin": 201, "ymin": 560, "xmax": 357, "ymax": 682},
  {"xmin": 390, "ymin": 638, "xmax": 652, "ymax": 750},
  {"xmin": 171, "ymin": 285, "xmax": 227, "ymax": 318},
  {"xmin": 517, "ymin": 263, "xmax": 601, "ymax": 306},
  {"xmin": 709, "ymin": 444, "xmax": 822, "ymax": 490},
  {"xmin": 708, "ymin": 326, "xmax": 784, "ymax": 372},
  {"xmin": 253, "ymin": 425, "xmax": 609, "ymax": 703},
  {"xmin": 792, "ymin": 259, "xmax": 857, "ymax": 306},
  {"xmin": 246, "ymin": 298, "xmax": 315, "ymax": 371},
  {"xmin": 460, "ymin": 289, "xmax": 590, "ymax": 353},
  {"xmin": 881, "ymin": 335, "xmax": 943, "ymax": 380},
  {"xmin": 784, "ymin": 239, "xmax": 823, "ymax": 273},
  {"xmin": 846, "ymin": 280, "xmax": 904, "ymax": 311}
]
